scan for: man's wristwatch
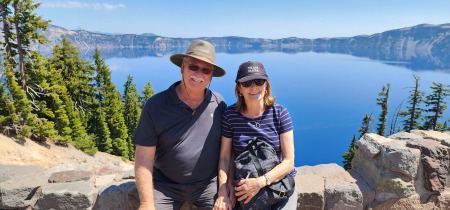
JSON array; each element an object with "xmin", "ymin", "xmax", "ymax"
[{"xmin": 263, "ymin": 174, "xmax": 271, "ymax": 186}]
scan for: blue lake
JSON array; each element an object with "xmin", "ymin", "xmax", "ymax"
[{"xmin": 105, "ymin": 51, "xmax": 450, "ymax": 167}]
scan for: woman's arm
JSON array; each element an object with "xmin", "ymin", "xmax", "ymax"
[{"xmin": 263, "ymin": 130, "xmax": 295, "ymax": 183}]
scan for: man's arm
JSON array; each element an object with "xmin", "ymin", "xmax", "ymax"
[{"xmin": 135, "ymin": 145, "xmax": 156, "ymax": 210}]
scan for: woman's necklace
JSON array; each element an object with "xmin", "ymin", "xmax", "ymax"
[
  {"xmin": 247, "ymin": 108, "xmax": 264, "ymax": 128},
  {"xmin": 252, "ymin": 115, "xmax": 263, "ymax": 128}
]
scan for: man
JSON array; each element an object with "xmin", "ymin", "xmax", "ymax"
[{"xmin": 133, "ymin": 40, "xmax": 227, "ymax": 210}]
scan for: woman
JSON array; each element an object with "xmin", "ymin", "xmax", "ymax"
[{"xmin": 214, "ymin": 61, "xmax": 297, "ymax": 210}]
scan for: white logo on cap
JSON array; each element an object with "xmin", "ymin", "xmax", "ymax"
[{"xmin": 248, "ymin": 66, "xmax": 259, "ymax": 72}]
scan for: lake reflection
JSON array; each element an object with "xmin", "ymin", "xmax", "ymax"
[{"xmin": 106, "ymin": 52, "xmax": 450, "ymax": 167}]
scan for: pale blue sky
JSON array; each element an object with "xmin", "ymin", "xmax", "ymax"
[{"xmin": 35, "ymin": 0, "xmax": 450, "ymax": 39}]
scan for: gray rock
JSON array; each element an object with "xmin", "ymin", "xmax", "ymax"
[
  {"xmin": 93, "ymin": 180, "xmax": 139, "ymax": 210},
  {"xmin": 296, "ymin": 174, "xmax": 325, "ymax": 209},
  {"xmin": 381, "ymin": 141, "xmax": 420, "ymax": 180},
  {"xmin": 0, "ymin": 165, "xmax": 47, "ymax": 209},
  {"xmin": 48, "ymin": 170, "xmax": 93, "ymax": 183},
  {"xmin": 388, "ymin": 132, "xmax": 423, "ymax": 141},
  {"xmin": 358, "ymin": 134, "xmax": 393, "ymax": 159},
  {"xmin": 324, "ymin": 178, "xmax": 363, "ymax": 210},
  {"xmin": 34, "ymin": 181, "xmax": 94, "ymax": 210}
]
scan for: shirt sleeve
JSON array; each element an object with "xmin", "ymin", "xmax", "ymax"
[
  {"xmin": 221, "ymin": 108, "xmax": 233, "ymax": 138},
  {"xmin": 132, "ymin": 100, "xmax": 158, "ymax": 146},
  {"xmin": 277, "ymin": 105, "xmax": 293, "ymax": 134}
]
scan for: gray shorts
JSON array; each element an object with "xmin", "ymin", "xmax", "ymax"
[{"xmin": 153, "ymin": 180, "xmax": 217, "ymax": 210}]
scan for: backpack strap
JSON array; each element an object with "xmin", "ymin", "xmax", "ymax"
[{"xmin": 248, "ymin": 137, "xmax": 264, "ymax": 176}]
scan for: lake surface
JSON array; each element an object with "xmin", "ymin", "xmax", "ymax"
[{"xmin": 105, "ymin": 51, "xmax": 450, "ymax": 167}]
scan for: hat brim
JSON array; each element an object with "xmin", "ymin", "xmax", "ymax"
[
  {"xmin": 236, "ymin": 75, "xmax": 269, "ymax": 83},
  {"xmin": 170, "ymin": 54, "xmax": 226, "ymax": 77}
]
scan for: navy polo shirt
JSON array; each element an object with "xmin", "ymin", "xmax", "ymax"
[{"xmin": 133, "ymin": 81, "xmax": 226, "ymax": 185}]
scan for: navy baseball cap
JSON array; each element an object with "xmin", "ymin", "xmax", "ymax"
[{"xmin": 235, "ymin": 61, "xmax": 269, "ymax": 83}]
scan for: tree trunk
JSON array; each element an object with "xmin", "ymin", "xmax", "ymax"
[{"xmin": 14, "ymin": 2, "xmax": 26, "ymax": 91}]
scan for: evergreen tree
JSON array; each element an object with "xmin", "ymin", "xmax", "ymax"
[
  {"xmin": 398, "ymin": 75, "xmax": 424, "ymax": 132},
  {"xmin": 376, "ymin": 83, "xmax": 390, "ymax": 136},
  {"xmin": 359, "ymin": 113, "xmax": 373, "ymax": 138},
  {"xmin": 0, "ymin": 79, "xmax": 17, "ymax": 128},
  {"xmin": 91, "ymin": 48, "xmax": 113, "ymax": 153},
  {"xmin": 49, "ymin": 37, "xmax": 95, "ymax": 125},
  {"xmin": 11, "ymin": 0, "xmax": 49, "ymax": 90},
  {"xmin": 141, "ymin": 81, "xmax": 155, "ymax": 107},
  {"xmin": 422, "ymin": 82, "xmax": 450, "ymax": 131},
  {"xmin": 92, "ymin": 108, "xmax": 113, "ymax": 153},
  {"xmin": 342, "ymin": 113, "xmax": 373, "ymax": 170},
  {"xmin": 91, "ymin": 49, "xmax": 128, "ymax": 159},
  {"xmin": 123, "ymin": 75, "xmax": 142, "ymax": 160},
  {"xmin": 25, "ymin": 52, "xmax": 58, "ymax": 141},
  {"xmin": 342, "ymin": 135, "xmax": 358, "ymax": 170},
  {"xmin": 1, "ymin": 0, "xmax": 16, "ymax": 65},
  {"xmin": 4, "ymin": 62, "xmax": 36, "ymax": 137},
  {"xmin": 48, "ymin": 41, "xmax": 97, "ymax": 154}
]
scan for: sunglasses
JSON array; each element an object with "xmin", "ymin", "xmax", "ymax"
[
  {"xmin": 240, "ymin": 79, "xmax": 266, "ymax": 88},
  {"xmin": 184, "ymin": 61, "xmax": 213, "ymax": 75}
]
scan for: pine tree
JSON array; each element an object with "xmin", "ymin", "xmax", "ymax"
[
  {"xmin": 91, "ymin": 49, "xmax": 128, "ymax": 159},
  {"xmin": 25, "ymin": 52, "xmax": 58, "ymax": 141},
  {"xmin": 48, "ymin": 41, "xmax": 96, "ymax": 153},
  {"xmin": 422, "ymin": 82, "xmax": 450, "ymax": 131},
  {"xmin": 376, "ymin": 83, "xmax": 390, "ymax": 136},
  {"xmin": 49, "ymin": 37, "xmax": 95, "ymax": 125},
  {"xmin": 142, "ymin": 81, "xmax": 155, "ymax": 107},
  {"xmin": 4, "ymin": 62, "xmax": 36, "ymax": 137},
  {"xmin": 398, "ymin": 75, "xmax": 424, "ymax": 132},
  {"xmin": 342, "ymin": 113, "xmax": 372, "ymax": 170},
  {"xmin": 342, "ymin": 135, "xmax": 358, "ymax": 170},
  {"xmin": 0, "ymin": 79, "xmax": 17, "ymax": 129},
  {"xmin": 359, "ymin": 113, "xmax": 373, "ymax": 138},
  {"xmin": 11, "ymin": 0, "xmax": 49, "ymax": 90},
  {"xmin": 91, "ymin": 48, "xmax": 113, "ymax": 153},
  {"xmin": 123, "ymin": 75, "xmax": 142, "ymax": 160},
  {"xmin": 1, "ymin": 0, "xmax": 16, "ymax": 65}
]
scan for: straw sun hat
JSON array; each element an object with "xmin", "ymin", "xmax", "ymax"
[{"xmin": 170, "ymin": 40, "xmax": 226, "ymax": 77}]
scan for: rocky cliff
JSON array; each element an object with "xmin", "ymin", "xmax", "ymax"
[
  {"xmin": 34, "ymin": 24, "xmax": 450, "ymax": 70},
  {"xmin": 2, "ymin": 130, "xmax": 450, "ymax": 209}
]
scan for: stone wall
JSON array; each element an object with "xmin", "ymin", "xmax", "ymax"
[{"xmin": 2, "ymin": 130, "xmax": 450, "ymax": 209}]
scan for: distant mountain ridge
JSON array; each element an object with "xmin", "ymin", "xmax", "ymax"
[{"xmin": 34, "ymin": 23, "xmax": 450, "ymax": 70}]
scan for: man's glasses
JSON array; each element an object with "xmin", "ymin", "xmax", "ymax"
[
  {"xmin": 240, "ymin": 79, "xmax": 266, "ymax": 88},
  {"xmin": 184, "ymin": 61, "xmax": 213, "ymax": 75}
]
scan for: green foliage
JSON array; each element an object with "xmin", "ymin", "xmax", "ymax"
[
  {"xmin": 123, "ymin": 75, "xmax": 142, "ymax": 160},
  {"xmin": 342, "ymin": 135, "xmax": 358, "ymax": 170},
  {"xmin": 4, "ymin": 62, "xmax": 36, "ymax": 137},
  {"xmin": 142, "ymin": 81, "xmax": 155, "ymax": 107},
  {"xmin": 0, "ymin": 80, "xmax": 15, "ymax": 127},
  {"xmin": 376, "ymin": 83, "xmax": 390, "ymax": 136},
  {"xmin": 91, "ymin": 49, "xmax": 113, "ymax": 153},
  {"xmin": 50, "ymin": 37, "xmax": 95, "ymax": 125},
  {"xmin": 359, "ymin": 113, "xmax": 373, "ymax": 138},
  {"xmin": 92, "ymin": 49, "xmax": 128, "ymax": 159},
  {"xmin": 422, "ymin": 82, "xmax": 450, "ymax": 130},
  {"xmin": 11, "ymin": 0, "xmax": 50, "ymax": 90},
  {"xmin": 399, "ymin": 75, "xmax": 424, "ymax": 132}
]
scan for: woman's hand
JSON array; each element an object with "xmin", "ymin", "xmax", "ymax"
[
  {"xmin": 213, "ymin": 194, "xmax": 233, "ymax": 210},
  {"xmin": 234, "ymin": 176, "xmax": 265, "ymax": 204}
]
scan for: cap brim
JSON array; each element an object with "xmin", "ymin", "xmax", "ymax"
[
  {"xmin": 236, "ymin": 75, "xmax": 269, "ymax": 83},
  {"xmin": 170, "ymin": 54, "xmax": 226, "ymax": 77}
]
